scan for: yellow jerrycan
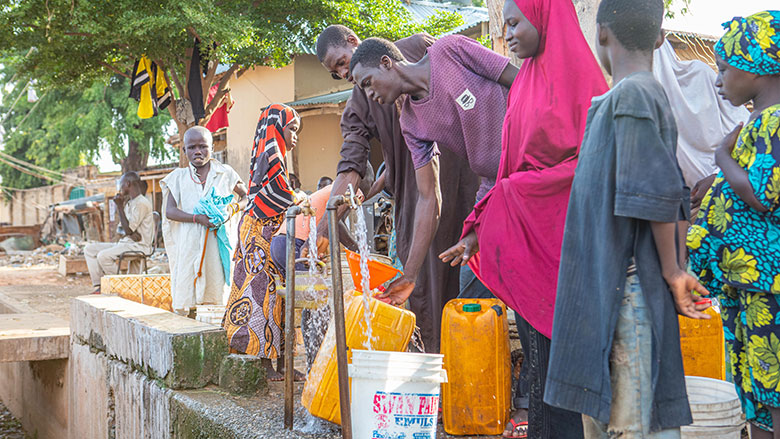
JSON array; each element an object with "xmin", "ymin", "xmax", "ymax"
[
  {"xmin": 302, "ymin": 251, "xmax": 415, "ymax": 425},
  {"xmin": 678, "ymin": 301, "xmax": 725, "ymax": 380},
  {"xmin": 441, "ymin": 298, "xmax": 511, "ymax": 435}
]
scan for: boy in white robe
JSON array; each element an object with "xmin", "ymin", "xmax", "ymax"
[{"xmin": 161, "ymin": 126, "xmax": 247, "ymax": 315}]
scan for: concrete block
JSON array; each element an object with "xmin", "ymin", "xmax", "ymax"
[
  {"xmin": 58, "ymin": 254, "xmax": 88, "ymax": 276},
  {"xmin": 69, "ymin": 342, "xmax": 109, "ymax": 439},
  {"xmin": 71, "ymin": 295, "xmax": 227, "ymax": 389},
  {"xmin": 218, "ymin": 354, "xmax": 268, "ymax": 396},
  {"xmin": 0, "ymin": 313, "xmax": 69, "ymax": 362},
  {"xmin": 109, "ymin": 360, "xmax": 172, "ymax": 439}
]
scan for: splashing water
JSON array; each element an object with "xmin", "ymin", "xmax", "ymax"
[
  {"xmin": 304, "ymin": 213, "xmax": 332, "ymax": 374},
  {"xmin": 295, "ymin": 410, "xmax": 338, "ymax": 435},
  {"xmin": 306, "ymin": 215, "xmax": 318, "ymax": 280},
  {"xmin": 353, "ymin": 206, "xmax": 374, "ymax": 350}
]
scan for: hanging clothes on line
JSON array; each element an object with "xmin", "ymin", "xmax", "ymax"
[
  {"xmin": 129, "ymin": 56, "xmax": 172, "ymax": 119},
  {"xmin": 205, "ymin": 84, "xmax": 233, "ymax": 133},
  {"xmin": 188, "ymin": 39, "xmax": 206, "ymax": 123}
]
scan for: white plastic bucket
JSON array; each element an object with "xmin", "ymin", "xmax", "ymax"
[
  {"xmin": 349, "ymin": 350, "xmax": 447, "ymax": 439},
  {"xmin": 681, "ymin": 376, "xmax": 745, "ymax": 439},
  {"xmin": 195, "ymin": 305, "xmax": 225, "ymax": 325}
]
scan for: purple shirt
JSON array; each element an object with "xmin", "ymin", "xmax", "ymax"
[{"xmin": 400, "ymin": 34, "xmax": 509, "ymax": 200}]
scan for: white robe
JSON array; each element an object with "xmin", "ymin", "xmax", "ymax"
[
  {"xmin": 160, "ymin": 160, "xmax": 242, "ymax": 312},
  {"xmin": 653, "ymin": 40, "xmax": 750, "ymax": 187}
]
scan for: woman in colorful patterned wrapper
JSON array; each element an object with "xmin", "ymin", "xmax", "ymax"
[
  {"xmin": 222, "ymin": 103, "xmax": 305, "ymax": 381},
  {"xmin": 687, "ymin": 10, "xmax": 780, "ymax": 438}
]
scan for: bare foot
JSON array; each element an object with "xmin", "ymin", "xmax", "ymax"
[
  {"xmin": 503, "ymin": 408, "xmax": 528, "ymax": 438},
  {"xmin": 276, "ymin": 367, "xmax": 306, "ymax": 382},
  {"xmin": 265, "ymin": 362, "xmax": 284, "ymax": 381}
]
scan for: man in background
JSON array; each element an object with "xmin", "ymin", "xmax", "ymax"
[{"xmin": 85, "ymin": 171, "xmax": 155, "ymax": 294}]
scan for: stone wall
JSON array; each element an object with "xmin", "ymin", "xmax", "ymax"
[{"xmin": 69, "ymin": 295, "xmax": 228, "ymax": 439}]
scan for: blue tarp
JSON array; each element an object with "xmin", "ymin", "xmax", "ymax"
[{"xmin": 193, "ymin": 188, "xmax": 234, "ymax": 286}]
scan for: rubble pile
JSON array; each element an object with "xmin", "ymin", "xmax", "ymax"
[{"xmin": 0, "ymin": 236, "xmax": 87, "ymax": 267}]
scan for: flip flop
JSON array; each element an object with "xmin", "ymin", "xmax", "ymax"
[{"xmin": 502, "ymin": 419, "xmax": 528, "ymax": 439}]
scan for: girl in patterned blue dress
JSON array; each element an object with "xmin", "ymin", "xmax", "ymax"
[{"xmin": 687, "ymin": 10, "xmax": 780, "ymax": 437}]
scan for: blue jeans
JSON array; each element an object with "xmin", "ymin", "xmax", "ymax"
[
  {"xmin": 583, "ymin": 274, "xmax": 680, "ymax": 438},
  {"xmin": 457, "ymin": 264, "xmax": 494, "ymax": 299},
  {"xmin": 269, "ymin": 235, "xmax": 306, "ymax": 278}
]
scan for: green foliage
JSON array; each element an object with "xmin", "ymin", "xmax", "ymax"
[
  {"xmin": 0, "ymin": 59, "xmax": 172, "ymax": 189},
  {"xmin": 0, "ymin": 0, "xmax": 464, "ymax": 188},
  {"xmin": 476, "ymin": 34, "xmax": 491, "ymax": 49},
  {"xmin": 324, "ymin": 0, "xmax": 464, "ymax": 41},
  {"xmin": 664, "ymin": 0, "xmax": 692, "ymax": 19},
  {"xmin": 0, "ymin": 0, "xmax": 464, "ymax": 89}
]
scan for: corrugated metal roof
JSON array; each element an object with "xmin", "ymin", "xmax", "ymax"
[
  {"xmin": 665, "ymin": 29, "xmax": 719, "ymax": 43},
  {"xmin": 287, "ymin": 89, "xmax": 353, "ymax": 108},
  {"xmin": 295, "ymin": 1, "xmax": 488, "ymax": 55},
  {"xmin": 403, "ymin": 1, "xmax": 487, "ymax": 29}
]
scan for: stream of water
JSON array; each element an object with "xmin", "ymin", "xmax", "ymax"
[{"xmin": 353, "ymin": 207, "xmax": 374, "ymax": 350}]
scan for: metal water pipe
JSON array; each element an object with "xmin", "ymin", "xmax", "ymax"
[
  {"xmin": 283, "ymin": 200, "xmax": 315, "ymax": 430},
  {"xmin": 323, "ymin": 184, "xmax": 360, "ymax": 439}
]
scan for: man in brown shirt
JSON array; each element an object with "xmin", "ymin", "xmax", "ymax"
[{"xmin": 312, "ymin": 25, "xmax": 479, "ymax": 351}]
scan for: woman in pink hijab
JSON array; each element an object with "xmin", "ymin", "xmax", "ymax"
[{"xmin": 440, "ymin": 0, "xmax": 608, "ymax": 437}]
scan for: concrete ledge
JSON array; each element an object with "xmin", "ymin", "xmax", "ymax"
[
  {"xmin": 0, "ymin": 313, "xmax": 69, "ymax": 362},
  {"xmin": 71, "ymin": 296, "xmax": 227, "ymax": 389},
  {"xmin": 0, "ymin": 291, "xmax": 37, "ymax": 314}
]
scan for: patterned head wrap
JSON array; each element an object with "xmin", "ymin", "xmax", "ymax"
[
  {"xmin": 715, "ymin": 11, "xmax": 780, "ymax": 75},
  {"xmin": 247, "ymin": 103, "xmax": 300, "ymax": 219}
]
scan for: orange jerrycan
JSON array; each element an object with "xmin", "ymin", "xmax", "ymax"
[
  {"xmin": 301, "ymin": 253, "xmax": 414, "ymax": 425},
  {"xmin": 441, "ymin": 299, "xmax": 511, "ymax": 435},
  {"xmin": 679, "ymin": 305, "xmax": 725, "ymax": 380}
]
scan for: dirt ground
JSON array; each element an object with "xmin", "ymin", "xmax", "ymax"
[
  {"xmin": 0, "ymin": 260, "xmax": 83, "ymax": 438},
  {"xmin": 0, "ymin": 261, "xmax": 92, "ymax": 321}
]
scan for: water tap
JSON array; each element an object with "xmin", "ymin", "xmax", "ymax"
[
  {"xmin": 345, "ymin": 184, "xmax": 359, "ymax": 209},
  {"xmin": 299, "ymin": 197, "xmax": 316, "ymax": 217}
]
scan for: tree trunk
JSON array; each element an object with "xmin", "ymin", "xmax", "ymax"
[
  {"xmin": 571, "ymin": 0, "xmax": 599, "ymax": 56},
  {"xmin": 486, "ymin": 0, "xmax": 522, "ymax": 67},
  {"xmin": 121, "ymin": 138, "xmax": 149, "ymax": 173}
]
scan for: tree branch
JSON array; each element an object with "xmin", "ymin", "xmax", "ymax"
[
  {"xmin": 201, "ymin": 58, "xmax": 218, "ymax": 104},
  {"xmin": 157, "ymin": 59, "xmax": 185, "ymax": 100},
  {"xmin": 167, "ymin": 66, "xmax": 186, "ymax": 100},
  {"xmin": 99, "ymin": 61, "xmax": 131, "ymax": 79},
  {"xmin": 187, "ymin": 27, "xmax": 202, "ymax": 42}
]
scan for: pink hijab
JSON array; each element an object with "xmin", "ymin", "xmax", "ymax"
[{"xmin": 464, "ymin": 0, "xmax": 608, "ymax": 338}]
